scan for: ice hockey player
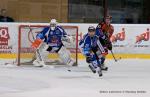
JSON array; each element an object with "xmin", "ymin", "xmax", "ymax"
[
  {"xmin": 79, "ymin": 26, "xmax": 107, "ymax": 77},
  {"xmin": 96, "ymin": 15, "xmax": 114, "ymax": 71},
  {"xmin": 31, "ymin": 19, "xmax": 75, "ymax": 67}
]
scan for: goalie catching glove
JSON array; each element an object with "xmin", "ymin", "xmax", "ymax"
[{"xmin": 61, "ymin": 35, "xmax": 74, "ymax": 46}]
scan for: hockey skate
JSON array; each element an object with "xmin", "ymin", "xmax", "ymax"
[
  {"xmin": 33, "ymin": 60, "xmax": 46, "ymax": 67},
  {"xmin": 101, "ymin": 63, "xmax": 108, "ymax": 71},
  {"xmin": 88, "ymin": 64, "xmax": 96, "ymax": 73},
  {"xmin": 96, "ymin": 67, "xmax": 103, "ymax": 77},
  {"xmin": 68, "ymin": 58, "xmax": 76, "ymax": 66}
]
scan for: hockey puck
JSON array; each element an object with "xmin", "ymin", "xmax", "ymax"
[{"xmin": 68, "ymin": 69, "xmax": 71, "ymax": 72}]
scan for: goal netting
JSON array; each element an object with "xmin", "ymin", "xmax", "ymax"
[{"xmin": 17, "ymin": 25, "xmax": 78, "ymax": 66}]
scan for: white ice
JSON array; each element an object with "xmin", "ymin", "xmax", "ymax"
[{"xmin": 0, "ymin": 59, "xmax": 150, "ymax": 97}]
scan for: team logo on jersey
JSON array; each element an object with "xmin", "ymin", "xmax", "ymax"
[
  {"xmin": 110, "ymin": 28, "xmax": 125, "ymax": 43},
  {"xmin": 135, "ymin": 28, "xmax": 150, "ymax": 44},
  {"xmin": 0, "ymin": 27, "xmax": 10, "ymax": 45},
  {"xmin": 51, "ymin": 36, "xmax": 59, "ymax": 43}
]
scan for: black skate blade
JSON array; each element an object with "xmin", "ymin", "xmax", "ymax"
[
  {"xmin": 101, "ymin": 67, "xmax": 108, "ymax": 71},
  {"xmin": 97, "ymin": 67, "xmax": 103, "ymax": 77},
  {"xmin": 99, "ymin": 73, "xmax": 103, "ymax": 77}
]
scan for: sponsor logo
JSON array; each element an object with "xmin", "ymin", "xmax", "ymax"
[
  {"xmin": 110, "ymin": 28, "xmax": 125, "ymax": 43},
  {"xmin": 135, "ymin": 28, "xmax": 149, "ymax": 44},
  {"xmin": 0, "ymin": 27, "xmax": 12, "ymax": 53},
  {"xmin": 0, "ymin": 27, "xmax": 10, "ymax": 45}
]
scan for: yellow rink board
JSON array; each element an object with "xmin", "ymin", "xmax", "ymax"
[{"xmin": 0, "ymin": 53, "xmax": 150, "ymax": 59}]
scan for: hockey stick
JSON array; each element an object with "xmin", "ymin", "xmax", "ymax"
[
  {"xmin": 29, "ymin": 26, "xmax": 43, "ymax": 62},
  {"xmin": 97, "ymin": 36, "xmax": 121, "ymax": 62},
  {"xmin": 110, "ymin": 50, "xmax": 121, "ymax": 62}
]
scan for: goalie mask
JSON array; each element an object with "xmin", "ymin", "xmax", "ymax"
[{"xmin": 50, "ymin": 19, "xmax": 58, "ymax": 30}]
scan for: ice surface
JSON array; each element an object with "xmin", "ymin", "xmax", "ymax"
[{"xmin": 0, "ymin": 59, "xmax": 150, "ymax": 97}]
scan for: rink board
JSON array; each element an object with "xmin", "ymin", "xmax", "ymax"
[{"xmin": 0, "ymin": 23, "xmax": 150, "ymax": 65}]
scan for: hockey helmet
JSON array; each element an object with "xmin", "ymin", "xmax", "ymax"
[
  {"xmin": 88, "ymin": 26, "xmax": 96, "ymax": 32},
  {"xmin": 50, "ymin": 19, "xmax": 58, "ymax": 30}
]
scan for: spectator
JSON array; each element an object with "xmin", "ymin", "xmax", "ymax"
[{"xmin": 0, "ymin": 9, "xmax": 14, "ymax": 22}]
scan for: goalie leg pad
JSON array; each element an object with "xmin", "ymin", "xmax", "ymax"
[
  {"xmin": 33, "ymin": 59, "xmax": 46, "ymax": 67},
  {"xmin": 33, "ymin": 42, "xmax": 49, "ymax": 67},
  {"xmin": 58, "ymin": 46, "xmax": 75, "ymax": 66},
  {"xmin": 36, "ymin": 42, "xmax": 49, "ymax": 61}
]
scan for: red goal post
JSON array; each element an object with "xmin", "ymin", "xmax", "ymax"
[{"xmin": 18, "ymin": 24, "xmax": 79, "ymax": 66}]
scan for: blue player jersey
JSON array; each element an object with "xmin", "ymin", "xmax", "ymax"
[
  {"xmin": 36, "ymin": 26, "xmax": 67, "ymax": 47},
  {"xmin": 79, "ymin": 33, "xmax": 99, "ymax": 56}
]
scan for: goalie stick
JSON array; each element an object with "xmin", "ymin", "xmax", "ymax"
[{"xmin": 28, "ymin": 26, "xmax": 43, "ymax": 62}]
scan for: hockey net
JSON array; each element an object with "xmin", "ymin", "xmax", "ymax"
[{"xmin": 17, "ymin": 25, "xmax": 78, "ymax": 66}]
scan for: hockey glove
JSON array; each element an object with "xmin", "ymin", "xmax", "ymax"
[
  {"xmin": 102, "ymin": 48, "xmax": 108, "ymax": 56},
  {"xmin": 103, "ymin": 36, "xmax": 112, "ymax": 51},
  {"xmin": 86, "ymin": 56, "xmax": 93, "ymax": 63},
  {"xmin": 85, "ymin": 53, "xmax": 93, "ymax": 63},
  {"xmin": 107, "ymin": 42, "xmax": 112, "ymax": 50},
  {"xmin": 46, "ymin": 46, "xmax": 52, "ymax": 52}
]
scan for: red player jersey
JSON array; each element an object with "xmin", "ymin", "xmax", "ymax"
[{"xmin": 100, "ymin": 22, "xmax": 114, "ymax": 39}]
